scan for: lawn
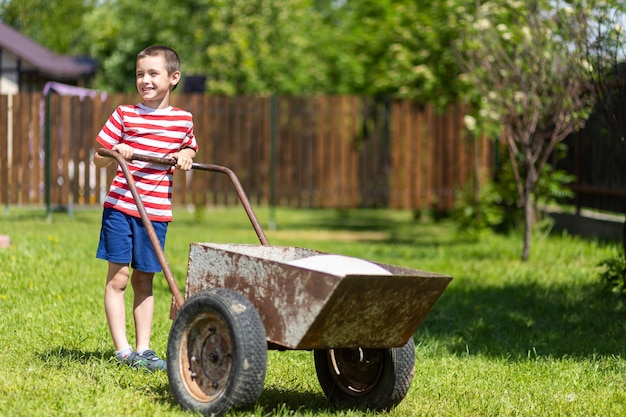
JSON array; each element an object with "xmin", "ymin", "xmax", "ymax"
[{"xmin": 1, "ymin": 205, "xmax": 625, "ymax": 416}]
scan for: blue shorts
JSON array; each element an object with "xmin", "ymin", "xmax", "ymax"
[{"xmin": 96, "ymin": 207, "xmax": 168, "ymax": 273}]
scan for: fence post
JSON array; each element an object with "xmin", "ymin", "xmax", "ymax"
[
  {"xmin": 44, "ymin": 92, "xmax": 51, "ymax": 221},
  {"xmin": 269, "ymin": 95, "xmax": 276, "ymax": 230}
]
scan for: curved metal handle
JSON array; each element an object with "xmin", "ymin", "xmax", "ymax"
[
  {"xmin": 97, "ymin": 148, "xmax": 269, "ymax": 247},
  {"xmin": 97, "ymin": 148, "xmax": 185, "ymax": 309},
  {"xmin": 97, "ymin": 148, "xmax": 271, "ymax": 307}
]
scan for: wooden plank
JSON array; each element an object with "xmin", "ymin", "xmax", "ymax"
[
  {"xmin": 209, "ymin": 95, "xmax": 220, "ymax": 206},
  {"xmin": 402, "ymin": 101, "xmax": 413, "ymax": 209},
  {"xmin": 0, "ymin": 95, "xmax": 8, "ymax": 206},
  {"xmin": 15, "ymin": 93, "xmax": 33, "ymax": 204},
  {"xmin": 424, "ymin": 104, "xmax": 434, "ymax": 208},
  {"xmin": 80, "ymin": 95, "xmax": 94, "ymax": 206},
  {"xmin": 190, "ymin": 94, "xmax": 207, "ymax": 208},
  {"xmin": 302, "ymin": 97, "xmax": 315, "ymax": 208},
  {"xmin": 313, "ymin": 98, "xmax": 323, "ymax": 207},
  {"xmin": 345, "ymin": 96, "xmax": 357, "ymax": 207},
  {"xmin": 93, "ymin": 94, "xmax": 104, "ymax": 205},
  {"xmin": 9, "ymin": 94, "xmax": 24, "ymax": 204},
  {"xmin": 350, "ymin": 97, "xmax": 360, "ymax": 207},
  {"xmin": 70, "ymin": 96, "xmax": 81, "ymax": 206},
  {"xmin": 406, "ymin": 102, "xmax": 417, "ymax": 209},
  {"xmin": 49, "ymin": 94, "xmax": 61, "ymax": 207},
  {"xmin": 60, "ymin": 95, "xmax": 71, "ymax": 208},
  {"xmin": 257, "ymin": 96, "xmax": 270, "ymax": 206},
  {"xmin": 330, "ymin": 96, "xmax": 341, "ymax": 208},
  {"xmin": 444, "ymin": 107, "xmax": 456, "ymax": 210},
  {"xmin": 389, "ymin": 100, "xmax": 401, "ymax": 209},
  {"xmin": 18, "ymin": 93, "xmax": 30, "ymax": 204},
  {"xmin": 31, "ymin": 93, "xmax": 43, "ymax": 205}
]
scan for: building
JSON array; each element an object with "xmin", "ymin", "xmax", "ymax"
[{"xmin": 0, "ymin": 21, "xmax": 96, "ymax": 94}]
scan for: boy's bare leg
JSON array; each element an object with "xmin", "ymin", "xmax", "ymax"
[
  {"xmin": 131, "ymin": 270, "xmax": 155, "ymax": 352},
  {"xmin": 104, "ymin": 262, "xmax": 131, "ymax": 351}
]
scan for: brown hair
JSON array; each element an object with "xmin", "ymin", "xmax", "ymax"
[{"xmin": 137, "ymin": 45, "xmax": 181, "ymax": 89}]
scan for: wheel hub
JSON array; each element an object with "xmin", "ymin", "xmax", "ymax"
[
  {"xmin": 330, "ymin": 348, "xmax": 384, "ymax": 395},
  {"xmin": 181, "ymin": 314, "xmax": 233, "ymax": 402}
]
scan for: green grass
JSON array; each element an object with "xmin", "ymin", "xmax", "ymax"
[{"xmin": 1, "ymin": 206, "xmax": 625, "ymax": 416}]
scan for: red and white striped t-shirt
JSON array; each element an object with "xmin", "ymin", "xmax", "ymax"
[{"xmin": 97, "ymin": 104, "xmax": 199, "ymax": 222}]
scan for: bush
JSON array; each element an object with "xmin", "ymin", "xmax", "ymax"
[
  {"xmin": 598, "ymin": 252, "xmax": 626, "ymax": 296},
  {"xmin": 453, "ymin": 142, "xmax": 575, "ymax": 236}
]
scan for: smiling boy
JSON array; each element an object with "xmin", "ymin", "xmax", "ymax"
[{"xmin": 94, "ymin": 46, "xmax": 198, "ymax": 371}]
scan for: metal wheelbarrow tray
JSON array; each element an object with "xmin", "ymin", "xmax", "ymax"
[{"xmin": 99, "ymin": 148, "xmax": 452, "ymax": 417}]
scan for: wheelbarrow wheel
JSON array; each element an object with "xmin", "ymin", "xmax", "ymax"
[
  {"xmin": 314, "ymin": 337, "xmax": 415, "ymax": 410},
  {"xmin": 167, "ymin": 288, "xmax": 267, "ymax": 417}
]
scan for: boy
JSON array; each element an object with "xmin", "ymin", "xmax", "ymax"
[{"xmin": 94, "ymin": 45, "xmax": 198, "ymax": 371}]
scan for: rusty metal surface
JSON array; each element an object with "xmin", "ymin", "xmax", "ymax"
[{"xmin": 186, "ymin": 243, "xmax": 452, "ymax": 350}]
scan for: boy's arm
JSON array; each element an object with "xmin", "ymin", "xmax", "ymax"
[
  {"xmin": 172, "ymin": 147, "xmax": 196, "ymax": 171},
  {"xmin": 94, "ymin": 143, "xmax": 134, "ymax": 167}
]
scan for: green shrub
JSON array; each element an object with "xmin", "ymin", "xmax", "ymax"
[
  {"xmin": 453, "ymin": 142, "xmax": 574, "ymax": 236},
  {"xmin": 598, "ymin": 251, "xmax": 626, "ymax": 296}
]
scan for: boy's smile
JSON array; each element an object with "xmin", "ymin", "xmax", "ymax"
[{"xmin": 136, "ymin": 55, "xmax": 180, "ymax": 109}]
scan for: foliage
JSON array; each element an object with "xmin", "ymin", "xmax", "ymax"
[
  {"xmin": 0, "ymin": 0, "xmax": 95, "ymax": 53},
  {"xmin": 453, "ymin": 164, "xmax": 574, "ymax": 237},
  {"xmin": 452, "ymin": 178, "xmax": 504, "ymax": 237},
  {"xmin": 455, "ymin": 140, "xmax": 575, "ymax": 237},
  {"xmin": 190, "ymin": 0, "xmax": 333, "ymax": 95},
  {"xmin": 455, "ymin": 1, "xmax": 596, "ymax": 260},
  {"xmin": 322, "ymin": 0, "xmax": 468, "ymax": 105},
  {"xmin": 76, "ymin": 0, "xmax": 195, "ymax": 92},
  {"xmin": 0, "ymin": 0, "xmax": 469, "ymax": 103},
  {"xmin": 598, "ymin": 250, "xmax": 626, "ymax": 296}
]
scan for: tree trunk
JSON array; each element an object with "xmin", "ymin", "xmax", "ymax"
[
  {"xmin": 521, "ymin": 166, "xmax": 538, "ymax": 262},
  {"xmin": 521, "ymin": 186, "xmax": 532, "ymax": 261}
]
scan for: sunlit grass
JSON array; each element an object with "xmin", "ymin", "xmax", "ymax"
[{"xmin": 0, "ymin": 206, "xmax": 624, "ymax": 416}]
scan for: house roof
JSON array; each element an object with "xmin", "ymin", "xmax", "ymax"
[{"xmin": 0, "ymin": 21, "xmax": 95, "ymax": 80}]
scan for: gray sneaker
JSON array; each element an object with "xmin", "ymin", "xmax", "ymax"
[
  {"xmin": 132, "ymin": 349, "xmax": 167, "ymax": 372},
  {"xmin": 117, "ymin": 350, "xmax": 137, "ymax": 366}
]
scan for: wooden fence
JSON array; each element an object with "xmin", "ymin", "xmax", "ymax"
[
  {"xmin": 558, "ymin": 108, "xmax": 626, "ymax": 215},
  {"xmin": 0, "ymin": 92, "xmax": 491, "ymax": 212}
]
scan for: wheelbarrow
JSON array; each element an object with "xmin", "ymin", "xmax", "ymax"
[{"xmin": 98, "ymin": 148, "xmax": 452, "ymax": 417}]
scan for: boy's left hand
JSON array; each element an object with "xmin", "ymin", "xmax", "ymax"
[{"xmin": 172, "ymin": 148, "xmax": 196, "ymax": 171}]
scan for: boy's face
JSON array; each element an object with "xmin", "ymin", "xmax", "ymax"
[{"xmin": 135, "ymin": 54, "xmax": 180, "ymax": 109}]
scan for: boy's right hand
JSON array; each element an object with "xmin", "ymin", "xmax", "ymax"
[{"xmin": 112, "ymin": 144, "xmax": 133, "ymax": 159}]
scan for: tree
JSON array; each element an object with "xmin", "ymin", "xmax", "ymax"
[
  {"xmin": 78, "ymin": 0, "xmax": 337, "ymax": 94},
  {"xmin": 191, "ymin": 0, "xmax": 333, "ymax": 95},
  {"xmin": 325, "ymin": 0, "xmax": 470, "ymax": 105},
  {"xmin": 455, "ymin": 1, "xmax": 596, "ymax": 261},
  {"xmin": 0, "ymin": 0, "xmax": 95, "ymax": 53},
  {"xmin": 3, "ymin": 0, "xmax": 469, "ymax": 101},
  {"xmin": 77, "ymin": 0, "xmax": 194, "ymax": 92}
]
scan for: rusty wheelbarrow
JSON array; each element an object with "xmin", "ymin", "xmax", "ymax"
[{"xmin": 98, "ymin": 148, "xmax": 452, "ymax": 417}]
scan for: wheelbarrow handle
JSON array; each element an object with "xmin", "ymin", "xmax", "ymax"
[
  {"xmin": 97, "ymin": 148, "xmax": 270, "ymax": 247},
  {"xmin": 97, "ymin": 148, "xmax": 185, "ymax": 309}
]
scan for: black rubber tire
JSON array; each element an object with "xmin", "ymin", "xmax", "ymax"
[
  {"xmin": 167, "ymin": 288, "xmax": 267, "ymax": 417},
  {"xmin": 314, "ymin": 337, "xmax": 415, "ymax": 410}
]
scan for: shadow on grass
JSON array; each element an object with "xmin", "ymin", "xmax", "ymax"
[
  {"xmin": 37, "ymin": 346, "xmax": 110, "ymax": 366},
  {"xmin": 419, "ymin": 280, "xmax": 626, "ymax": 359},
  {"xmin": 257, "ymin": 388, "xmax": 334, "ymax": 414}
]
